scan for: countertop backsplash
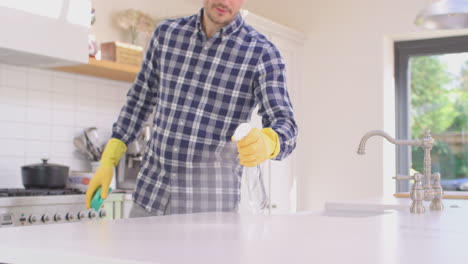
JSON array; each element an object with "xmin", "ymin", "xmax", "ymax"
[{"xmin": 0, "ymin": 63, "xmax": 131, "ymax": 188}]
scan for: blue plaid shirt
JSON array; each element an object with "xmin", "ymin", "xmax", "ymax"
[{"xmin": 112, "ymin": 9, "xmax": 298, "ymax": 215}]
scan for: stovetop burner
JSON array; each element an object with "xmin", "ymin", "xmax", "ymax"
[{"xmin": 0, "ymin": 188, "xmax": 84, "ymax": 197}]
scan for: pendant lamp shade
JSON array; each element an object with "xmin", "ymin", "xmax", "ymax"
[{"xmin": 415, "ymin": 0, "xmax": 468, "ymax": 29}]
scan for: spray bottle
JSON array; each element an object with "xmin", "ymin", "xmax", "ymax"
[{"xmin": 233, "ymin": 123, "xmax": 269, "ymax": 214}]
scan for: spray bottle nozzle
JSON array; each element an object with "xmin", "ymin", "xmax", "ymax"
[{"xmin": 233, "ymin": 123, "xmax": 252, "ymax": 142}]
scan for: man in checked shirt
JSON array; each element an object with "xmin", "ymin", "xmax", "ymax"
[{"xmin": 85, "ymin": 0, "xmax": 298, "ymax": 217}]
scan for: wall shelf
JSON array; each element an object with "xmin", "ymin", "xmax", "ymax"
[{"xmin": 52, "ymin": 57, "xmax": 139, "ymax": 83}]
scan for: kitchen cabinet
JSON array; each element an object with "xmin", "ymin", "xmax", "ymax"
[
  {"xmin": 0, "ymin": 0, "xmax": 89, "ymax": 67},
  {"xmin": 102, "ymin": 192, "xmax": 134, "ymax": 220},
  {"xmin": 243, "ymin": 12, "xmax": 305, "ymax": 214},
  {"xmin": 120, "ymin": 193, "xmax": 134, "ymax": 219}
]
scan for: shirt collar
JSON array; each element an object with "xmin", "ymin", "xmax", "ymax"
[
  {"xmin": 195, "ymin": 9, "xmax": 204, "ymax": 33},
  {"xmin": 195, "ymin": 8, "xmax": 244, "ymax": 38}
]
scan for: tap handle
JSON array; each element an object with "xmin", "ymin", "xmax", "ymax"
[
  {"xmin": 393, "ymin": 175, "xmax": 412, "ymax": 181},
  {"xmin": 392, "ymin": 174, "xmax": 426, "ymax": 214},
  {"xmin": 432, "ymin": 172, "xmax": 441, "ymax": 182},
  {"xmin": 430, "ymin": 172, "xmax": 444, "ymax": 211},
  {"xmin": 393, "ymin": 173, "xmax": 423, "ymax": 181}
]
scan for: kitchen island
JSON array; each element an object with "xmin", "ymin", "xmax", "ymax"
[{"xmin": 0, "ymin": 198, "xmax": 468, "ymax": 264}]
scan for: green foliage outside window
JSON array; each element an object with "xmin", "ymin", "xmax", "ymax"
[{"xmin": 410, "ymin": 56, "xmax": 468, "ymax": 179}]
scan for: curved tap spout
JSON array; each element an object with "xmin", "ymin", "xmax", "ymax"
[
  {"xmin": 357, "ymin": 129, "xmax": 440, "ymax": 212},
  {"xmin": 357, "ymin": 130, "xmax": 423, "ymax": 155}
]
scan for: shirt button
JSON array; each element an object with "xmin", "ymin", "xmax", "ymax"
[
  {"xmin": 204, "ymin": 46, "xmax": 208, "ymax": 50},
  {"xmin": 172, "ymin": 173, "xmax": 176, "ymax": 177},
  {"xmin": 188, "ymin": 95, "xmax": 193, "ymax": 100},
  {"xmin": 179, "ymin": 121, "xmax": 184, "ymax": 125},
  {"xmin": 174, "ymin": 148, "xmax": 179, "ymax": 152},
  {"xmin": 195, "ymin": 71, "xmax": 200, "ymax": 75}
]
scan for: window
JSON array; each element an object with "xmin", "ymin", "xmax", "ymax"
[{"xmin": 395, "ymin": 36, "xmax": 468, "ymax": 192}]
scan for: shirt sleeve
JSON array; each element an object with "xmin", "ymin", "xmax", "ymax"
[
  {"xmin": 111, "ymin": 26, "xmax": 161, "ymax": 145},
  {"xmin": 253, "ymin": 43, "xmax": 298, "ymax": 160}
]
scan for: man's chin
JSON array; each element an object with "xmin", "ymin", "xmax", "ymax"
[{"xmin": 209, "ymin": 15, "xmax": 231, "ymax": 26}]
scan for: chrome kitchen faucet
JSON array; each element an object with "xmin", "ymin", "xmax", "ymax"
[{"xmin": 357, "ymin": 129, "xmax": 444, "ymax": 214}]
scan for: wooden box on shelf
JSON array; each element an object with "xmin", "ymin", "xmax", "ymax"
[{"xmin": 100, "ymin": 41, "xmax": 143, "ymax": 67}]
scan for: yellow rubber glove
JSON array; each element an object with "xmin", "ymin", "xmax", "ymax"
[
  {"xmin": 236, "ymin": 128, "xmax": 280, "ymax": 167},
  {"xmin": 85, "ymin": 138, "xmax": 127, "ymax": 209}
]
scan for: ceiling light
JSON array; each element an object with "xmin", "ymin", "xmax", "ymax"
[{"xmin": 415, "ymin": 0, "xmax": 468, "ymax": 29}]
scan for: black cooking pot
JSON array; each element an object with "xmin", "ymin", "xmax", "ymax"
[{"xmin": 21, "ymin": 159, "xmax": 69, "ymax": 189}]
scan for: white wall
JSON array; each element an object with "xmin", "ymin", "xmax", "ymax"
[
  {"xmin": 91, "ymin": 0, "xmax": 201, "ymax": 47},
  {"xmin": 0, "ymin": 63, "xmax": 129, "ymax": 188},
  {"xmin": 295, "ymin": 0, "xmax": 468, "ymax": 210}
]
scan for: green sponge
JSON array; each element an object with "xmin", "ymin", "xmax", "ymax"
[{"xmin": 91, "ymin": 187, "xmax": 112, "ymax": 212}]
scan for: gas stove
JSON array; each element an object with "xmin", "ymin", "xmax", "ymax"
[
  {"xmin": 0, "ymin": 188, "xmax": 110, "ymax": 227},
  {"xmin": 0, "ymin": 188, "xmax": 84, "ymax": 197}
]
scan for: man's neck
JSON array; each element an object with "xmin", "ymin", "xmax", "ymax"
[{"xmin": 202, "ymin": 12, "xmax": 225, "ymax": 39}]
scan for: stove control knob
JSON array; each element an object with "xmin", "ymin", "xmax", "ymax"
[
  {"xmin": 99, "ymin": 210, "xmax": 107, "ymax": 218},
  {"xmin": 54, "ymin": 213, "xmax": 63, "ymax": 222},
  {"xmin": 29, "ymin": 215, "xmax": 38, "ymax": 224},
  {"xmin": 66, "ymin": 213, "xmax": 75, "ymax": 221},
  {"xmin": 77, "ymin": 211, "xmax": 86, "ymax": 220},
  {"xmin": 88, "ymin": 211, "xmax": 98, "ymax": 219},
  {"xmin": 41, "ymin": 214, "xmax": 51, "ymax": 223}
]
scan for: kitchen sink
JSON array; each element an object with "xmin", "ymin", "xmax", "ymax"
[{"xmin": 322, "ymin": 209, "xmax": 394, "ymax": 218}]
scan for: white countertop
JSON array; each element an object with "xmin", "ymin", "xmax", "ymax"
[{"xmin": 1, "ymin": 198, "xmax": 468, "ymax": 264}]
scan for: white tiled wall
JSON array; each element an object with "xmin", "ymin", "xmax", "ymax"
[{"xmin": 0, "ymin": 63, "xmax": 130, "ymax": 188}]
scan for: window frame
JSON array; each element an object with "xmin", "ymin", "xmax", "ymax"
[{"xmin": 394, "ymin": 35, "xmax": 468, "ymax": 192}]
